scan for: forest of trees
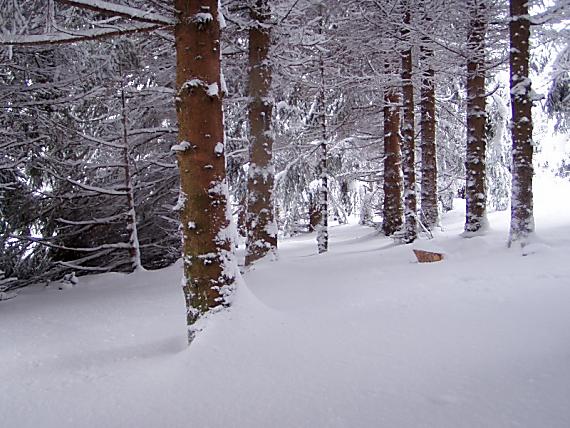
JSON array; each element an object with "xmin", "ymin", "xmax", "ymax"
[{"xmin": 1, "ymin": 0, "xmax": 569, "ymax": 340}]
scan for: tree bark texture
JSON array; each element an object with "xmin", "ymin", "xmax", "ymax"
[
  {"xmin": 400, "ymin": 1, "xmax": 417, "ymax": 243},
  {"xmin": 464, "ymin": 0, "xmax": 488, "ymax": 234},
  {"xmin": 419, "ymin": 23, "xmax": 438, "ymax": 230},
  {"xmin": 174, "ymin": 0, "xmax": 234, "ymax": 342},
  {"xmin": 245, "ymin": 0, "xmax": 277, "ymax": 266},
  {"xmin": 382, "ymin": 64, "xmax": 403, "ymax": 236},
  {"xmin": 508, "ymin": 0, "xmax": 534, "ymax": 246}
]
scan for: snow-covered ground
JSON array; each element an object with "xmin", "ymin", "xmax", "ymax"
[{"xmin": 2, "ymin": 174, "xmax": 570, "ymax": 428}]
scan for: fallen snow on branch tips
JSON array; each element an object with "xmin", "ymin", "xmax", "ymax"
[
  {"xmin": 193, "ymin": 12, "xmax": 213, "ymax": 24},
  {"xmin": 182, "ymin": 79, "xmax": 206, "ymax": 90},
  {"xmin": 207, "ymin": 83, "xmax": 219, "ymax": 97},
  {"xmin": 179, "ymin": 79, "xmax": 220, "ymax": 97},
  {"xmin": 173, "ymin": 192, "xmax": 186, "ymax": 211},
  {"xmin": 171, "ymin": 141, "xmax": 191, "ymax": 152}
]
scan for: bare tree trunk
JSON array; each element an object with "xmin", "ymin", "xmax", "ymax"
[
  {"xmin": 508, "ymin": 0, "xmax": 534, "ymax": 247},
  {"xmin": 419, "ymin": 9, "xmax": 438, "ymax": 230},
  {"xmin": 245, "ymin": 0, "xmax": 277, "ymax": 266},
  {"xmin": 464, "ymin": 0, "xmax": 488, "ymax": 234},
  {"xmin": 382, "ymin": 57, "xmax": 403, "ymax": 236},
  {"xmin": 317, "ymin": 6, "xmax": 328, "ymax": 254},
  {"xmin": 308, "ymin": 191, "xmax": 321, "ymax": 233},
  {"xmin": 400, "ymin": 0, "xmax": 417, "ymax": 243},
  {"xmin": 46, "ymin": 0, "xmax": 55, "ymax": 33},
  {"xmin": 237, "ymin": 193, "xmax": 247, "ymax": 238},
  {"xmin": 174, "ymin": 0, "xmax": 235, "ymax": 343},
  {"xmin": 120, "ymin": 84, "xmax": 142, "ymax": 272}
]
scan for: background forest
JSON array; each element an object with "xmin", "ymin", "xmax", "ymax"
[{"xmin": 1, "ymin": 0, "xmax": 568, "ymax": 302}]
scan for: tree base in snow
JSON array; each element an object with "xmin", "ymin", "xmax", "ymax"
[{"xmin": 413, "ymin": 249, "xmax": 444, "ymax": 263}]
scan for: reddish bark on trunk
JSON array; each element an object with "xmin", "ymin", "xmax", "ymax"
[
  {"xmin": 508, "ymin": 0, "xmax": 534, "ymax": 246},
  {"xmin": 174, "ymin": 0, "xmax": 234, "ymax": 341},
  {"xmin": 245, "ymin": 0, "xmax": 277, "ymax": 265}
]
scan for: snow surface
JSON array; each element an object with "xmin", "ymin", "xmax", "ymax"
[{"xmin": 1, "ymin": 174, "xmax": 570, "ymax": 428}]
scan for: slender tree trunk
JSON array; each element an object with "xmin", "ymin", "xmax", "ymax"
[
  {"xmin": 308, "ymin": 191, "xmax": 321, "ymax": 233},
  {"xmin": 400, "ymin": 0, "xmax": 417, "ymax": 243},
  {"xmin": 245, "ymin": 0, "xmax": 277, "ymax": 266},
  {"xmin": 419, "ymin": 12, "xmax": 438, "ymax": 230},
  {"xmin": 508, "ymin": 0, "xmax": 534, "ymax": 247},
  {"xmin": 237, "ymin": 193, "xmax": 247, "ymax": 237},
  {"xmin": 120, "ymin": 84, "xmax": 142, "ymax": 272},
  {"xmin": 46, "ymin": 0, "xmax": 55, "ymax": 33},
  {"xmin": 174, "ymin": 0, "xmax": 235, "ymax": 343},
  {"xmin": 317, "ymin": 6, "xmax": 328, "ymax": 254},
  {"xmin": 464, "ymin": 0, "xmax": 488, "ymax": 234},
  {"xmin": 382, "ymin": 57, "xmax": 403, "ymax": 236}
]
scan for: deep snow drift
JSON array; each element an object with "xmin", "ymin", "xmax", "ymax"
[{"xmin": 1, "ymin": 174, "xmax": 570, "ymax": 428}]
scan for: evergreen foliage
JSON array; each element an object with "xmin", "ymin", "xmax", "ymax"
[{"xmin": 0, "ymin": 0, "xmax": 567, "ymax": 290}]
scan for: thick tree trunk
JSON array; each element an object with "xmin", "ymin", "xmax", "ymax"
[
  {"xmin": 245, "ymin": 0, "xmax": 277, "ymax": 266},
  {"xmin": 400, "ymin": 1, "xmax": 417, "ymax": 243},
  {"xmin": 420, "ymin": 29, "xmax": 438, "ymax": 230},
  {"xmin": 317, "ymin": 7, "xmax": 328, "ymax": 254},
  {"xmin": 174, "ymin": 0, "xmax": 235, "ymax": 343},
  {"xmin": 464, "ymin": 0, "xmax": 488, "ymax": 234},
  {"xmin": 508, "ymin": 0, "xmax": 534, "ymax": 247},
  {"xmin": 382, "ymin": 58, "xmax": 403, "ymax": 236}
]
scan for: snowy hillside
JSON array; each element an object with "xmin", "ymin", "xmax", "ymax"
[{"xmin": 1, "ymin": 174, "xmax": 570, "ymax": 428}]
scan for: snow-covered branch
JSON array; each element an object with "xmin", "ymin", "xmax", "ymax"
[
  {"xmin": 9, "ymin": 235, "xmax": 131, "ymax": 252},
  {"xmin": 58, "ymin": 0, "xmax": 175, "ymax": 26},
  {"xmin": 66, "ymin": 178, "xmax": 128, "ymax": 196},
  {"xmin": 0, "ymin": 23, "xmax": 162, "ymax": 46},
  {"xmin": 56, "ymin": 213, "xmax": 126, "ymax": 225}
]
